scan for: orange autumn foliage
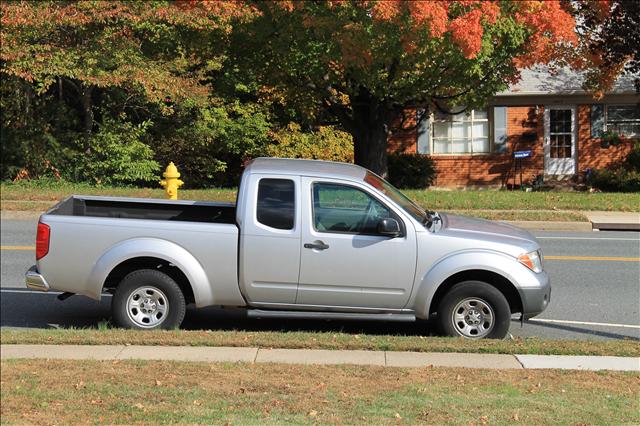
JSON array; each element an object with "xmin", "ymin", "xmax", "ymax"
[
  {"xmin": 513, "ymin": 0, "xmax": 579, "ymax": 67},
  {"xmin": 312, "ymin": 0, "xmax": 578, "ymax": 63}
]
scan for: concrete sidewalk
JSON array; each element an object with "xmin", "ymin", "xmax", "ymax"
[
  {"xmin": 2, "ymin": 345, "xmax": 638, "ymax": 371},
  {"xmin": 583, "ymin": 211, "xmax": 640, "ymax": 231}
]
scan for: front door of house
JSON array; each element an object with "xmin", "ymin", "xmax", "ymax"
[{"xmin": 544, "ymin": 106, "xmax": 577, "ymax": 175}]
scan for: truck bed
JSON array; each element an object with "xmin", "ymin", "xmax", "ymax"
[{"xmin": 48, "ymin": 195, "xmax": 236, "ymax": 224}]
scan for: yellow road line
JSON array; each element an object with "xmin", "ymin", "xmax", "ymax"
[
  {"xmin": 0, "ymin": 246, "xmax": 35, "ymax": 251},
  {"xmin": 545, "ymin": 255, "xmax": 639, "ymax": 262}
]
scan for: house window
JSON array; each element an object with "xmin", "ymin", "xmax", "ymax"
[
  {"xmin": 432, "ymin": 109, "xmax": 489, "ymax": 154},
  {"xmin": 606, "ymin": 105, "xmax": 640, "ymax": 137}
]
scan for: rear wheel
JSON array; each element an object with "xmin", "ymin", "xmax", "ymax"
[
  {"xmin": 112, "ymin": 269, "xmax": 186, "ymax": 330},
  {"xmin": 437, "ymin": 281, "xmax": 511, "ymax": 339}
]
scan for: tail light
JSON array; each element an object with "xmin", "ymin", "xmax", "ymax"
[{"xmin": 36, "ymin": 222, "xmax": 50, "ymax": 260}]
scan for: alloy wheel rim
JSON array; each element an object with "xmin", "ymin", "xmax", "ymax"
[
  {"xmin": 451, "ymin": 297, "xmax": 495, "ymax": 338},
  {"xmin": 126, "ymin": 286, "xmax": 169, "ymax": 328}
]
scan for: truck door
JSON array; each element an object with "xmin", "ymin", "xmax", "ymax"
[
  {"xmin": 239, "ymin": 174, "xmax": 301, "ymax": 304},
  {"xmin": 297, "ymin": 177, "xmax": 417, "ymax": 309}
]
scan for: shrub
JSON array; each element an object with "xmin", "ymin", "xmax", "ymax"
[
  {"xmin": 266, "ymin": 123, "xmax": 354, "ymax": 162},
  {"xmin": 626, "ymin": 142, "xmax": 640, "ymax": 172},
  {"xmin": 387, "ymin": 153, "xmax": 436, "ymax": 189},
  {"xmin": 589, "ymin": 168, "xmax": 640, "ymax": 192},
  {"xmin": 588, "ymin": 144, "xmax": 640, "ymax": 192},
  {"xmin": 75, "ymin": 118, "xmax": 160, "ymax": 185},
  {"xmin": 154, "ymin": 102, "xmax": 272, "ymax": 188}
]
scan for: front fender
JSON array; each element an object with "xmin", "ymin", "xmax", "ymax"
[
  {"xmin": 86, "ymin": 237, "xmax": 214, "ymax": 307},
  {"xmin": 412, "ymin": 250, "xmax": 540, "ymax": 319}
]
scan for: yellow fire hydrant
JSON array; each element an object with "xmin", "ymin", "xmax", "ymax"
[{"xmin": 159, "ymin": 162, "xmax": 184, "ymax": 200}]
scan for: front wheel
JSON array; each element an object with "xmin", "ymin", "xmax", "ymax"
[
  {"xmin": 437, "ymin": 281, "xmax": 511, "ymax": 339},
  {"xmin": 112, "ymin": 269, "xmax": 186, "ymax": 330}
]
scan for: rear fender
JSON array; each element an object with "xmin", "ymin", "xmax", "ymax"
[
  {"xmin": 86, "ymin": 238, "xmax": 213, "ymax": 307},
  {"xmin": 413, "ymin": 250, "xmax": 532, "ymax": 319}
]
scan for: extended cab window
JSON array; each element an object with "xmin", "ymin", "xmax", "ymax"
[
  {"xmin": 257, "ymin": 179, "xmax": 295, "ymax": 230},
  {"xmin": 313, "ymin": 183, "xmax": 392, "ymax": 235}
]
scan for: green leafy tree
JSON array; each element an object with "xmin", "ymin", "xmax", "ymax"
[
  {"xmin": 153, "ymin": 100, "xmax": 273, "ymax": 187},
  {"xmin": 0, "ymin": 0, "xmax": 235, "ymax": 141},
  {"xmin": 230, "ymin": 0, "xmax": 581, "ymax": 176}
]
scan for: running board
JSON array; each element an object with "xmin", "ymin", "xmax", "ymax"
[{"xmin": 247, "ymin": 309, "xmax": 416, "ymax": 322}]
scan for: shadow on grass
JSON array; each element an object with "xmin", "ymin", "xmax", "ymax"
[{"xmin": 2, "ymin": 290, "xmax": 638, "ymax": 341}]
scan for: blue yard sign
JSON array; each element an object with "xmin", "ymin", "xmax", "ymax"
[{"xmin": 514, "ymin": 150, "xmax": 532, "ymax": 159}]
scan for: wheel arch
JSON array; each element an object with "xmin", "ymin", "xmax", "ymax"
[
  {"xmin": 411, "ymin": 251, "xmax": 526, "ymax": 319},
  {"xmin": 103, "ymin": 257, "xmax": 195, "ymax": 305},
  {"xmin": 87, "ymin": 237, "xmax": 213, "ymax": 307},
  {"xmin": 428, "ymin": 270, "xmax": 523, "ymax": 316}
]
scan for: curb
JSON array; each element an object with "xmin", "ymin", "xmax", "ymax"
[
  {"xmin": 1, "ymin": 345, "xmax": 638, "ymax": 371},
  {"xmin": 502, "ymin": 220, "xmax": 593, "ymax": 232}
]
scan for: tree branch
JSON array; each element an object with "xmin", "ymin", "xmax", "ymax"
[{"xmin": 322, "ymin": 98, "xmax": 356, "ymax": 134}]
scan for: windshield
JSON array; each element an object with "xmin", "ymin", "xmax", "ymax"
[{"xmin": 364, "ymin": 172, "xmax": 426, "ymax": 223}]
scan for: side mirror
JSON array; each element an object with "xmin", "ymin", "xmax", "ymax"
[{"xmin": 377, "ymin": 218, "xmax": 401, "ymax": 237}]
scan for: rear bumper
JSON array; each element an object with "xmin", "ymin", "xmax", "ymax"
[
  {"xmin": 25, "ymin": 265, "xmax": 50, "ymax": 292},
  {"xmin": 520, "ymin": 271, "xmax": 551, "ymax": 320}
]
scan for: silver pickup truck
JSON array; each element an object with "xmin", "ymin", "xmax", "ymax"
[{"xmin": 26, "ymin": 158, "xmax": 550, "ymax": 339}]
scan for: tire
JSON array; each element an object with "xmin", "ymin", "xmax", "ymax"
[
  {"xmin": 437, "ymin": 281, "xmax": 511, "ymax": 339},
  {"xmin": 112, "ymin": 269, "xmax": 186, "ymax": 330}
]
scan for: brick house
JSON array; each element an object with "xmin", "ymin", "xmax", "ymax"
[{"xmin": 389, "ymin": 67, "xmax": 639, "ymax": 187}]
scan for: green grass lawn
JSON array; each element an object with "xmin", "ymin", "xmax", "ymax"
[
  {"xmin": 2, "ymin": 359, "xmax": 638, "ymax": 425},
  {"xmin": 2, "ymin": 181, "xmax": 638, "ymax": 215},
  {"xmin": 2, "ymin": 328, "xmax": 638, "ymax": 357}
]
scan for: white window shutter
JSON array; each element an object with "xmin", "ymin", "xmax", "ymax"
[{"xmin": 493, "ymin": 106, "xmax": 507, "ymax": 153}]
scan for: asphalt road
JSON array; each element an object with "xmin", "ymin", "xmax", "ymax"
[{"xmin": 1, "ymin": 219, "xmax": 639, "ymax": 340}]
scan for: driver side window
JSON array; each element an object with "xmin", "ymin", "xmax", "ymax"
[{"xmin": 312, "ymin": 182, "xmax": 391, "ymax": 234}]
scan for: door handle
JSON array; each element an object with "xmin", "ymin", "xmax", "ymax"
[{"xmin": 304, "ymin": 241, "xmax": 330, "ymax": 250}]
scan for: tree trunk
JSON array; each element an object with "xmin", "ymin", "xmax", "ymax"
[
  {"xmin": 80, "ymin": 83, "xmax": 94, "ymax": 145},
  {"xmin": 353, "ymin": 120, "xmax": 389, "ymax": 178},
  {"xmin": 350, "ymin": 87, "xmax": 390, "ymax": 177}
]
